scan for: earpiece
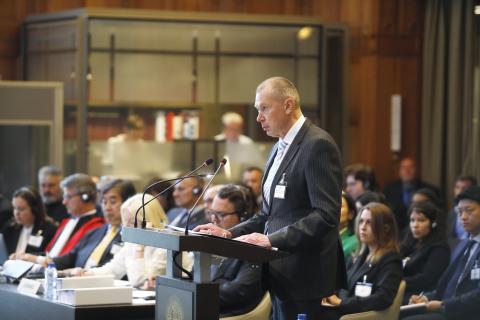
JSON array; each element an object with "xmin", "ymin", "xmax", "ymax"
[
  {"xmin": 80, "ymin": 193, "xmax": 91, "ymax": 203},
  {"xmin": 192, "ymin": 186, "xmax": 202, "ymax": 196},
  {"xmin": 432, "ymin": 221, "xmax": 438, "ymax": 229},
  {"xmin": 364, "ymin": 180, "xmax": 371, "ymax": 190}
]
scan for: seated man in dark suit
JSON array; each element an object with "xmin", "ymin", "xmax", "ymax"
[
  {"xmin": 167, "ymin": 177, "xmax": 209, "ymax": 229},
  {"xmin": 404, "ymin": 186, "xmax": 480, "ymax": 320},
  {"xmin": 207, "ymin": 184, "xmax": 264, "ymax": 317},
  {"xmin": 20, "ymin": 179, "xmax": 135, "ymax": 271},
  {"xmin": 383, "ymin": 157, "xmax": 440, "ymax": 233}
]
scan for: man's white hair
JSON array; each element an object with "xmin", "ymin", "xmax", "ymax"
[{"xmin": 221, "ymin": 112, "xmax": 244, "ymax": 126}]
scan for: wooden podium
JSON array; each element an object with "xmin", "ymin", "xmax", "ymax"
[{"xmin": 122, "ymin": 227, "xmax": 287, "ymax": 320}]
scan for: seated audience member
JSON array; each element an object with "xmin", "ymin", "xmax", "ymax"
[
  {"xmin": 344, "ymin": 164, "xmax": 378, "ymax": 201},
  {"xmin": 38, "ymin": 166, "xmax": 69, "ymax": 224},
  {"xmin": 214, "ymin": 112, "xmax": 253, "ymax": 144},
  {"xmin": 411, "ymin": 188, "xmax": 442, "ymax": 207},
  {"xmin": 400, "ymin": 201, "xmax": 450, "ymax": 303},
  {"xmin": 203, "ymin": 184, "xmax": 224, "ymax": 210},
  {"xmin": 340, "ymin": 192, "xmax": 359, "ymax": 265},
  {"xmin": 325, "ymin": 202, "xmax": 402, "ymax": 317},
  {"xmin": 405, "ymin": 186, "xmax": 480, "ymax": 320},
  {"xmin": 167, "ymin": 177, "xmax": 209, "ymax": 229},
  {"xmin": 383, "ymin": 157, "xmax": 439, "ymax": 234},
  {"xmin": 76, "ymin": 194, "xmax": 172, "ymax": 288},
  {"xmin": 242, "ymin": 166, "xmax": 263, "ymax": 210},
  {"xmin": 145, "ymin": 177, "xmax": 175, "ymax": 212},
  {"xmin": 1, "ymin": 187, "xmax": 56, "ymax": 255},
  {"xmin": 43, "ymin": 174, "xmax": 105, "ymax": 258},
  {"xmin": 410, "ymin": 188, "xmax": 445, "ymax": 236},
  {"xmin": 205, "ymin": 185, "xmax": 264, "ymax": 317},
  {"xmin": 447, "ymin": 175, "xmax": 478, "ymax": 247},
  {"xmin": 19, "ymin": 180, "xmax": 136, "ymax": 270},
  {"xmin": 355, "ymin": 191, "xmax": 387, "ymax": 213}
]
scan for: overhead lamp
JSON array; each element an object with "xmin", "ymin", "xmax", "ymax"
[{"xmin": 297, "ymin": 27, "xmax": 314, "ymax": 40}]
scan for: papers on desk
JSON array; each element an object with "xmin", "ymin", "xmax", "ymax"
[{"xmin": 57, "ymin": 286, "xmax": 132, "ymax": 306}]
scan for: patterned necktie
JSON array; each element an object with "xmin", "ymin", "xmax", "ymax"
[
  {"xmin": 263, "ymin": 139, "xmax": 289, "ymax": 205},
  {"xmin": 87, "ymin": 226, "xmax": 118, "ymax": 267}
]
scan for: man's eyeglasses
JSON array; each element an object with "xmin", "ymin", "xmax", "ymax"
[
  {"xmin": 63, "ymin": 193, "xmax": 80, "ymax": 201},
  {"xmin": 205, "ymin": 209, "xmax": 239, "ymax": 220},
  {"xmin": 456, "ymin": 206, "xmax": 477, "ymax": 216}
]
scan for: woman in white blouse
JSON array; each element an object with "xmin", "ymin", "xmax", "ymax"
[{"xmin": 77, "ymin": 193, "xmax": 169, "ymax": 287}]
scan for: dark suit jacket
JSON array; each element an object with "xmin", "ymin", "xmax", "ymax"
[
  {"xmin": 401, "ymin": 240, "xmax": 450, "ymax": 302},
  {"xmin": 212, "ymin": 258, "xmax": 264, "ymax": 317},
  {"xmin": 383, "ymin": 179, "xmax": 440, "ymax": 232},
  {"xmin": 230, "ymin": 119, "xmax": 346, "ymax": 300},
  {"xmin": 53, "ymin": 224, "xmax": 121, "ymax": 270},
  {"xmin": 0, "ymin": 219, "xmax": 57, "ymax": 255},
  {"xmin": 338, "ymin": 250, "xmax": 403, "ymax": 315},
  {"xmin": 426, "ymin": 239, "xmax": 480, "ymax": 319}
]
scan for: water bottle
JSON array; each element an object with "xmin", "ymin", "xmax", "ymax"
[
  {"xmin": 297, "ymin": 314, "xmax": 307, "ymax": 320},
  {"xmin": 44, "ymin": 263, "xmax": 58, "ymax": 300}
]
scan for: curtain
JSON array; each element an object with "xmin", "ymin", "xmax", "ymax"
[{"xmin": 421, "ymin": 0, "xmax": 477, "ymax": 206}]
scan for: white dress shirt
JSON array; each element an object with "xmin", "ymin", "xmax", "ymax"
[
  {"xmin": 263, "ymin": 115, "xmax": 306, "ymax": 205},
  {"xmin": 15, "ymin": 225, "xmax": 33, "ymax": 254}
]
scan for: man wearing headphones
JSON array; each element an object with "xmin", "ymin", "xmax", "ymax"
[
  {"xmin": 41, "ymin": 173, "xmax": 105, "ymax": 259},
  {"xmin": 207, "ymin": 184, "xmax": 264, "ymax": 317},
  {"xmin": 167, "ymin": 177, "xmax": 209, "ymax": 229}
]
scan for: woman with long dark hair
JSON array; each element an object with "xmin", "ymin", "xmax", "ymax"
[
  {"xmin": 400, "ymin": 200, "xmax": 450, "ymax": 303},
  {"xmin": 1, "ymin": 186, "xmax": 57, "ymax": 255}
]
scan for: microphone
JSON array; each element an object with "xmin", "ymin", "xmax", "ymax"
[
  {"xmin": 184, "ymin": 158, "xmax": 227, "ymax": 235},
  {"xmin": 135, "ymin": 158, "xmax": 213, "ymax": 228}
]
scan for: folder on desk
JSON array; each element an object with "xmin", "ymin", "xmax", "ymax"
[{"xmin": 57, "ymin": 286, "xmax": 132, "ymax": 306}]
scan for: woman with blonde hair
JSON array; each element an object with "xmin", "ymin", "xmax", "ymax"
[
  {"xmin": 325, "ymin": 202, "xmax": 403, "ymax": 317},
  {"xmin": 77, "ymin": 193, "xmax": 169, "ymax": 287}
]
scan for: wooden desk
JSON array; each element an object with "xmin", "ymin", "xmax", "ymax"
[{"xmin": 0, "ymin": 283, "xmax": 154, "ymax": 320}]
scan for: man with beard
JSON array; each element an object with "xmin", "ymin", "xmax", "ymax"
[{"xmin": 38, "ymin": 166, "xmax": 68, "ymax": 225}]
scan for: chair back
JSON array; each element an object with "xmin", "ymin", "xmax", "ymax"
[
  {"xmin": 220, "ymin": 292, "xmax": 271, "ymax": 320},
  {"xmin": 340, "ymin": 280, "xmax": 406, "ymax": 320}
]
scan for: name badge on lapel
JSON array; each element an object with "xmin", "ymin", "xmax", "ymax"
[
  {"xmin": 471, "ymin": 261, "xmax": 480, "ymax": 280},
  {"xmin": 355, "ymin": 275, "xmax": 373, "ymax": 297},
  {"xmin": 28, "ymin": 235, "xmax": 43, "ymax": 248},
  {"xmin": 274, "ymin": 173, "xmax": 287, "ymax": 200}
]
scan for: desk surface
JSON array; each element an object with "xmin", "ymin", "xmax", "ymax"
[{"xmin": 0, "ymin": 283, "xmax": 155, "ymax": 320}]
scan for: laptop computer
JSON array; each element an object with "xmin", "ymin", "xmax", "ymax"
[
  {"xmin": 0, "ymin": 233, "xmax": 9, "ymax": 265},
  {"xmin": 0, "ymin": 234, "xmax": 34, "ymax": 280}
]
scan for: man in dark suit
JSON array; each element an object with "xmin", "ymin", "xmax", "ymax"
[
  {"xmin": 166, "ymin": 177, "xmax": 209, "ymax": 229},
  {"xmin": 383, "ymin": 158, "xmax": 440, "ymax": 233},
  {"xmin": 404, "ymin": 186, "xmax": 480, "ymax": 320},
  {"xmin": 195, "ymin": 77, "xmax": 345, "ymax": 320}
]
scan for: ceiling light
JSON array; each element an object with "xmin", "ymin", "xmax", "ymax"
[{"xmin": 297, "ymin": 27, "xmax": 314, "ymax": 40}]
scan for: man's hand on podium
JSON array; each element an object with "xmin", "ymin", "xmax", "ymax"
[
  {"xmin": 235, "ymin": 233, "xmax": 272, "ymax": 249},
  {"xmin": 193, "ymin": 223, "xmax": 232, "ymax": 239}
]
